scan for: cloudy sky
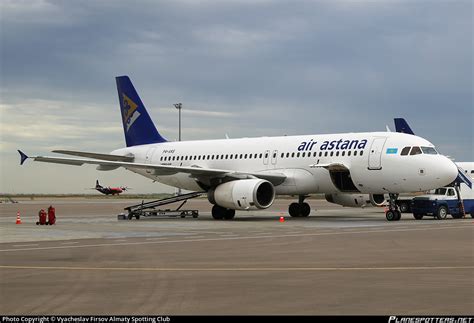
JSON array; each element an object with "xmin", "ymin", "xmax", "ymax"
[{"xmin": 0, "ymin": 0, "xmax": 472, "ymax": 194}]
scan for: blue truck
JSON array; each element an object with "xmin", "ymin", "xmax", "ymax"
[{"xmin": 411, "ymin": 183, "xmax": 474, "ymax": 220}]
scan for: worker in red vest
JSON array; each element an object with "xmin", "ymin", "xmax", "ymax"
[{"xmin": 47, "ymin": 205, "xmax": 56, "ymax": 225}]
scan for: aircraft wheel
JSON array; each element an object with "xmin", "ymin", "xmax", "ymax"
[
  {"xmin": 288, "ymin": 203, "xmax": 301, "ymax": 217},
  {"xmin": 212, "ymin": 205, "xmax": 225, "ymax": 220},
  {"xmin": 413, "ymin": 213, "xmax": 423, "ymax": 220},
  {"xmin": 300, "ymin": 203, "xmax": 311, "ymax": 217},
  {"xmin": 435, "ymin": 206, "xmax": 448, "ymax": 220},
  {"xmin": 386, "ymin": 210, "xmax": 396, "ymax": 221},
  {"xmin": 394, "ymin": 210, "xmax": 401, "ymax": 221},
  {"xmin": 224, "ymin": 209, "xmax": 235, "ymax": 220}
]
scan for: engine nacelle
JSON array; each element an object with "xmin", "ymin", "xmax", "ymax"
[
  {"xmin": 325, "ymin": 193, "xmax": 369, "ymax": 207},
  {"xmin": 325, "ymin": 193, "xmax": 387, "ymax": 208},
  {"xmin": 208, "ymin": 179, "xmax": 275, "ymax": 210},
  {"xmin": 369, "ymin": 194, "xmax": 387, "ymax": 207}
]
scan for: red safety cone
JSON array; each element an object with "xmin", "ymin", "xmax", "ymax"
[
  {"xmin": 16, "ymin": 211, "xmax": 22, "ymax": 224},
  {"xmin": 279, "ymin": 216, "xmax": 285, "ymax": 223}
]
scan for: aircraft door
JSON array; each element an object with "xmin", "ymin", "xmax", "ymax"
[
  {"xmin": 145, "ymin": 147, "xmax": 156, "ymax": 174},
  {"xmin": 263, "ymin": 150, "xmax": 270, "ymax": 165},
  {"xmin": 271, "ymin": 150, "xmax": 278, "ymax": 166},
  {"xmin": 368, "ymin": 137, "xmax": 387, "ymax": 170}
]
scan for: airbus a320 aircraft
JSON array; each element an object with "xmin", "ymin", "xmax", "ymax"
[{"xmin": 18, "ymin": 76, "xmax": 459, "ymax": 220}]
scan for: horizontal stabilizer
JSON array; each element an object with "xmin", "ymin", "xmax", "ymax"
[{"xmin": 52, "ymin": 150, "xmax": 134, "ymax": 162}]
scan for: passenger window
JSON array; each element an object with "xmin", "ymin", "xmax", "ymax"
[
  {"xmin": 401, "ymin": 147, "xmax": 411, "ymax": 156},
  {"xmin": 324, "ymin": 152, "xmax": 328, "ymax": 157},
  {"xmin": 281, "ymin": 153, "xmax": 284, "ymax": 158},
  {"xmin": 410, "ymin": 146, "xmax": 422, "ymax": 155},
  {"xmin": 354, "ymin": 151, "xmax": 357, "ymax": 156},
  {"xmin": 297, "ymin": 152, "xmax": 300, "ymax": 157},
  {"xmin": 342, "ymin": 151, "xmax": 345, "ymax": 156},
  {"xmin": 313, "ymin": 152, "xmax": 317, "ymax": 157},
  {"xmin": 302, "ymin": 152, "xmax": 305, "ymax": 157},
  {"xmin": 291, "ymin": 152, "xmax": 295, "ymax": 158},
  {"xmin": 244, "ymin": 154, "xmax": 248, "ymax": 159},
  {"xmin": 360, "ymin": 151, "xmax": 363, "ymax": 156},
  {"xmin": 259, "ymin": 153, "xmax": 263, "ymax": 158},
  {"xmin": 330, "ymin": 152, "xmax": 333, "ymax": 157},
  {"xmin": 348, "ymin": 151, "xmax": 351, "ymax": 156},
  {"xmin": 221, "ymin": 154, "xmax": 224, "ymax": 159},
  {"xmin": 273, "ymin": 153, "xmax": 276, "ymax": 158},
  {"xmin": 336, "ymin": 151, "xmax": 339, "ymax": 157},
  {"xmin": 319, "ymin": 152, "xmax": 322, "ymax": 157}
]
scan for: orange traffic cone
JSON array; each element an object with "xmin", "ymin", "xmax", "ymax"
[{"xmin": 16, "ymin": 211, "xmax": 22, "ymax": 224}]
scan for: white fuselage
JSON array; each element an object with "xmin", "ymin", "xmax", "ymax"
[{"xmin": 111, "ymin": 131, "xmax": 457, "ymax": 195}]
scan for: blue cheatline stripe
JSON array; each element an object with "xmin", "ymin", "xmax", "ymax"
[{"xmin": 386, "ymin": 148, "xmax": 398, "ymax": 154}]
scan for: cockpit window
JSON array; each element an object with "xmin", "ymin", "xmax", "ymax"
[
  {"xmin": 401, "ymin": 147, "xmax": 411, "ymax": 156},
  {"xmin": 421, "ymin": 146, "xmax": 438, "ymax": 155},
  {"xmin": 434, "ymin": 188, "xmax": 447, "ymax": 195},
  {"xmin": 410, "ymin": 146, "xmax": 422, "ymax": 155}
]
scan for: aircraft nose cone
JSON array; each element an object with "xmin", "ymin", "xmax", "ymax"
[{"xmin": 442, "ymin": 159, "xmax": 458, "ymax": 185}]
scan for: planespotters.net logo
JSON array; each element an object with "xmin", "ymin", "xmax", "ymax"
[{"xmin": 389, "ymin": 317, "xmax": 473, "ymax": 323}]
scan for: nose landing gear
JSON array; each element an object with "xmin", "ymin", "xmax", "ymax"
[{"xmin": 385, "ymin": 193, "xmax": 401, "ymax": 221}]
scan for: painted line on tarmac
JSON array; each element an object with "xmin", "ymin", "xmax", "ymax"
[
  {"xmin": 0, "ymin": 225, "xmax": 471, "ymax": 253},
  {"xmin": 60, "ymin": 242, "xmax": 79, "ymax": 245},
  {"xmin": 0, "ymin": 265, "xmax": 472, "ymax": 272},
  {"xmin": 12, "ymin": 244, "xmax": 39, "ymax": 248}
]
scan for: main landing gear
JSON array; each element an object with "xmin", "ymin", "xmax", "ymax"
[
  {"xmin": 211, "ymin": 205, "xmax": 235, "ymax": 220},
  {"xmin": 385, "ymin": 193, "xmax": 401, "ymax": 221},
  {"xmin": 288, "ymin": 195, "xmax": 311, "ymax": 217}
]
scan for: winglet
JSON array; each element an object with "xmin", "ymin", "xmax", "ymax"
[
  {"xmin": 18, "ymin": 150, "xmax": 29, "ymax": 165},
  {"xmin": 394, "ymin": 118, "xmax": 415, "ymax": 135}
]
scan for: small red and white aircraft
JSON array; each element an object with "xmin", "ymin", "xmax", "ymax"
[{"xmin": 94, "ymin": 180, "xmax": 129, "ymax": 195}]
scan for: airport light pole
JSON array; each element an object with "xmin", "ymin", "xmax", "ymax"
[
  {"xmin": 174, "ymin": 103, "xmax": 182, "ymax": 196},
  {"xmin": 174, "ymin": 103, "xmax": 182, "ymax": 142}
]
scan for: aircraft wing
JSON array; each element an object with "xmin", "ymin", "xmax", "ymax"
[
  {"xmin": 309, "ymin": 162, "xmax": 350, "ymax": 171},
  {"xmin": 52, "ymin": 150, "xmax": 134, "ymax": 162},
  {"xmin": 18, "ymin": 150, "xmax": 286, "ymax": 186}
]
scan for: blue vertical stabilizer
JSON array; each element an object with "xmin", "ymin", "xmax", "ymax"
[
  {"xmin": 116, "ymin": 76, "xmax": 167, "ymax": 147},
  {"xmin": 394, "ymin": 118, "xmax": 415, "ymax": 135}
]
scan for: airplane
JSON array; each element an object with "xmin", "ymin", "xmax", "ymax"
[
  {"xmin": 324, "ymin": 119, "xmax": 473, "ymax": 213},
  {"xmin": 17, "ymin": 76, "xmax": 460, "ymax": 221},
  {"xmin": 93, "ymin": 180, "xmax": 128, "ymax": 196}
]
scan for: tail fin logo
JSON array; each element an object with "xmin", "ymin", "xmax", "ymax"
[{"xmin": 122, "ymin": 94, "xmax": 141, "ymax": 132}]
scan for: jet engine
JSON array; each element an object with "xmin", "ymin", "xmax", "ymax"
[
  {"xmin": 369, "ymin": 194, "xmax": 387, "ymax": 207},
  {"xmin": 325, "ymin": 193, "xmax": 387, "ymax": 208},
  {"xmin": 208, "ymin": 179, "xmax": 275, "ymax": 210},
  {"xmin": 325, "ymin": 193, "xmax": 369, "ymax": 207}
]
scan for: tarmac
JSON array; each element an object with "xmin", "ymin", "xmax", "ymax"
[{"xmin": 0, "ymin": 197, "xmax": 473, "ymax": 315}]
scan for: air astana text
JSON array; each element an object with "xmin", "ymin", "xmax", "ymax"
[{"xmin": 298, "ymin": 139, "xmax": 368, "ymax": 151}]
